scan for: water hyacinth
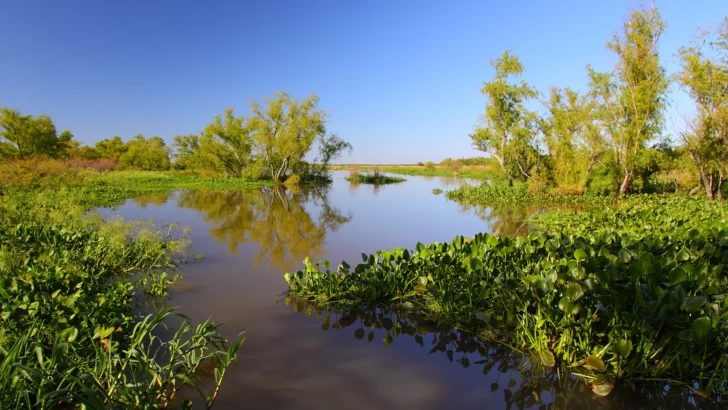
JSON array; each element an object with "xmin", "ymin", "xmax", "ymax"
[{"xmin": 285, "ymin": 197, "xmax": 728, "ymax": 399}]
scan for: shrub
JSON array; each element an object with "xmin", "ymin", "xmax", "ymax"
[
  {"xmin": 585, "ymin": 166, "xmax": 619, "ymax": 196},
  {"xmin": 0, "ymin": 159, "xmax": 82, "ymax": 189},
  {"xmin": 284, "ymin": 174, "xmax": 301, "ymax": 186},
  {"xmin": 550, "ymin": 184, "xmax": 584, "ymax": 196},
  {"xmin": 424, "ymin": 161, "xmax": 436, "ymax": 170}
]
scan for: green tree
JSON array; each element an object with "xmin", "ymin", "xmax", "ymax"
[
  {"xmin": 589, "ymin": 7, "xmax": 668, "ymax": 194},
  {"xmin": 118, "ymin": 135, "xmax": 171, "ymax": 170},
  {"xmin": 539, "ymin": 87, "xmax": 605, "ymax": 192},
  {"xmin": 0, "ymin": 108, "xmax": 75, "ymax": 159},
  {"xmin": 95, "ymin": 136, "xmax": 128, "ymax": 160},
  {"xmin": 676, "ymin": 18, "xmax": 728, "ymax": 200},
  {"xmin": 471, "ymin": 50, "xmax": 539, "ymax": 186},
  {"xmin": 249, "ymin": 92, "xmax": 327, "ymax": 181},
  {"xmin": 78, "ymin": 145, "xmax": 101, "ymax": 160}
]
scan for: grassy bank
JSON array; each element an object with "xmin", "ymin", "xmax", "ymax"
[
  {"xmin": 284, "ymin": 196, "xmax": 728, "ymax": 399},
  {"xmin": 331, "ymin": 164, "xmax": 502, "ymax": 181},
  {"xmin": 345, "ymin": 170, "xmax": 406, "ymax": 184},
  {"xmin": 0, "ymin": 183, "xmax": 245, "ymax": 407},
  {"xmin": 445, "ymin": 183, "xmax": 614, "ymax": 206}
]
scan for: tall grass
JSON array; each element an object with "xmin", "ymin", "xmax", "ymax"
[{"xmin": 0, "ymin": 184, "xmax": 245, "ymax": 408}]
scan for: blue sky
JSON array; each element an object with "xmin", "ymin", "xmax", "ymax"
[{"xmin": 0, "ymin": 0, "xmax": 725, "ymax": 164}]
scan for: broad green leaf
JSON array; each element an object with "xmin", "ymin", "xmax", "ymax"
[
  {"xmin": 682, "ymin": 296, "xmax": 706, "ymax": 313},
  {"xmin": 692, "ymin": 316, "xmax": 711, "ymax": 338},
  {"xmin": 574, "ymin": 248, "xmax": 588, "ymax": 261},
  {"xmin": 613, "ymin": 339, "xmax": 633, "ymax": 357},
  {"xmin": 539, "ymin": 350, "xmax": 556, "ymax": 367},
  {"xmin": 584, "ymin": 355, "xmax": 605, "ymax": 372}
]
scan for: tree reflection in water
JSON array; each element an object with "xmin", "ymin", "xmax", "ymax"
[
  {"xmin": 285, "ymin": 300, "xmax": 721, "ymax": 410},
  {"xmin": 131, "ymin": 192, "xmax": 171, "ymax": 208},
  {"xmin": 455, "ymin": 202, "xmax": 589, "ymax": 238},
  {"xmin": 177, "ymin": 186, "xmax": 352, "ymax": 271}
]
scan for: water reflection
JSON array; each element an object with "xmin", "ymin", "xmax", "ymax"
[
  {"xmin": 132, "ymin": 192, "xmax": 171, "ymax": 208},
  {"xmin": 286, "ymin": 300, "xmax": 721, "ymax": 410},
  {"xmin": 176, "ymin": 186, "xmax": 352, "ymax": 271}
]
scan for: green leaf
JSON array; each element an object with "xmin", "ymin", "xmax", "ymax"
[
  {"xmin": 418, "ymin": 276, "xmax": 428, "ymax": 286},
  {"xmin": 678, "ymin": 328, "xmax": 694, "ymax": 342},
  {"xmin": 584, "ymin": 355, "xmax": 606, "ymax": 372},
  {"xmin": 566, "ymin": 283, "xmax": 585, "ymax": 301},
  {"xmin": 539, "ymin": 350, "xmax": 556, "ymax": 367},
  {"xmin": 692, "ymin": 316, "xmax": 711, "ymax": 338},
  {"xmin": 676, "ymin": 249, "xmax": 690, "ymax": 262},
  {"xmin": 668, "ymin": 267, "xmax": 687, "ymax": 284},
  {"xmin": 574, "ymin": 248, "xmax": 588, "ymax": 261},
  {"xmin": 383, "ymin": 333, "xmax": 393, "ymax": 346},
  {"xmin": 571, "ymin": 265, "xmax": 586, "ymax": 280},
  {"xmin": 414, "ymin": 334, "xmax": 423, "ymax": 346},
  {"xmin": 613, "ymin": 339, "xmax": 633, "ymax": 357},
  {"xmin": 618, "ymin": 249, "xmax": 631, "ymax": 264},
  {"xmin": 682, "ymin": 296, "xmax": 706, "ymax": 313},
  {"xmin": 354, "ymin": 329, "xmax": 365, "ymax": 340},
  {"xmin": 470, "ymin": 257, "xmax": 483, "ymax": 271}
]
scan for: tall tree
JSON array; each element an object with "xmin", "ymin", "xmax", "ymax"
[
  {"xmin": 590, "ymin": 7, "xmax": 668, "ymax": 194},
  {"xmin": 0, "ymin": 108, "xmax": 75, "ymax": 159},
  {"xmin": 201, "ymin": 108, "xmax": 253, "ymax": 177},
  {"xmin": 676, "ymin": 18, "xmax": 728, "ymax": 200},
  {"xmin": 249, "ymin": 92, "xmax": 327, "ymax": 181},
  {"xmin": 540, "ymin": 87, "xmax": 605, "ymax": 192},
  {"xmin": 471, "ymin": 50, "xmax": 539, "ymax": 186}
]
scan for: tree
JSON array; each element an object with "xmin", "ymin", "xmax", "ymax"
[
  {"xmin": 200, "ymin": 108, "xmax": 253, "ymax": 177},
  {"xmin": 118, "ymin": 135, "xmax": 171, "ymax": 170},
  {"xmin": 539, "ymin": 87, "xmax": 605, "ymax": 192},
  {"xmin": 590, "ymin": 7, "xmax": 668, "ymax": 194},
  {"xmin": 471, "ymin": 50, "xmax": 539, "ymax": 186},
  {"xmin": 0, "ymin": 108, "xmax": 75, "ymax": 159},
  {"xmin": 249, "ymin": 92, "xmax": 327, "ymax": 182},
  {"xmin": 676, "ymin": 18, "xmax": 728, "ymax": 200},
  {"xmin": 305, "ymin": 134, "xmax": 353, "ymax": 181},
  {"xmin": 95, "ymin": 136, "xmax": 128, "ymax": 160}
]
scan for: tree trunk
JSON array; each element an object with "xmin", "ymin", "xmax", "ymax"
[
  {"xmin": 700, "ymin": 167, "xmax": 715, "ymax": 201},
  {"xmin": 274, "ymin": 157, "xmax": 290, "ymax": 182},
  {"xmin": 619, "ymin": 171, "xmax": 632, "ymax": 195},
  {"xmin": 717, "ymin": 171, "xmax": 725, "ymax": 201}
]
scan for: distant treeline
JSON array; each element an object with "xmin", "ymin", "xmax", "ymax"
[{"xmin": 0, "ymin": 92, "xmax": 352, "ymax": 183}]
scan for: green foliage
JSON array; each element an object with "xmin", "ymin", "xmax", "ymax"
[
  {"xmin": 118, "ymin": 135, "xmax": 171, "ymax": 171},
  {"xmin": 432, "ymin": 188, "xmax": 443, "ymax": 195},
  {"xmin": 471, "ymin": 50, "xmax": 539, "ymax": 186},
  {"xmin": 446, "ymin": 183, "xmax": 611, "ymax": 205},
  {"xmin": 0, "ymin": 108, "xmax": 76, "ymax": 159},
  {"xmin": 589, "ymin": 7, "xmax": 668, "ymax": 194},
  {"xmin": 345, "ymin": 171, "xmax": 406, "ymax": 185},
  {"xmin": 585, "ymin": 166, "xmax": 620, "ymax": 196},
  {"xmin": 94, "ymin": 136, "xmax": 128, "ymax": 161},
  {"xmin": 676, "ymin": 19, "xmax": 728, "ymax": 200},
  {"xmin": 284, "ymin": 196, "xmax": 728, "ymax": 397},
  {"xmin": 172, "ymin": 93, "xmax": 352, "ymax": 183},
  {"xmin": 0, "ymin": 185, "xmax": 245, "ymax": 408},
  {"xmin": 539, "ymin": 87, "xmax": 604, "ymax": 192}
]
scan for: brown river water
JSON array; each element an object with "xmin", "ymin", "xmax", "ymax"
[{"xmin": 99, "ymin": 172, "xmax": 717, "ymax": 410}]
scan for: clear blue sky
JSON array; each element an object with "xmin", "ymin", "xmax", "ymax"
[{"xmin": 0, "ymin": 0, "xmax": 725, "ymax": 164}]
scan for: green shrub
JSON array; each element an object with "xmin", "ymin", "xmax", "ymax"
[{"xmin": 585, "ymin": 166, "xmax": 619, "ymax": 196}]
